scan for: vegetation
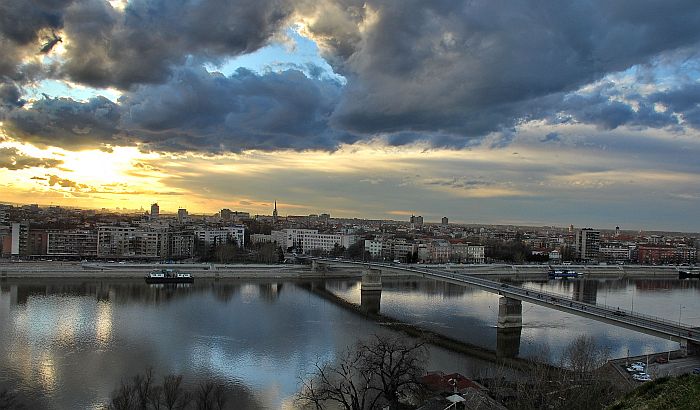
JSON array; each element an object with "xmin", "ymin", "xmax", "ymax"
[
  {"xmin": 607, "ymin": 374, "xmax": 700, "ymax": 410},
  {"xmin": 108, "ymin": 368, "xmax": 227, "ymax": 410},
  {"xmin": 484, "ymin": 240, "xmax": 549, "ymax": 263},
  {"xmin": 297, "ymin": 335, "xmax": 428, "ymax": 410},
  {"xmin": 484, "ymin": 335, "xmax": 621, "ymax": 410}
]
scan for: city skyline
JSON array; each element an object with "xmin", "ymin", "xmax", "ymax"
[{"xmin": 1, "ymin": 1, "xmax": 700, "ymax": 231}]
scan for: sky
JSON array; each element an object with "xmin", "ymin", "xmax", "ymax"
[{"xmin": 1, "ymin": 1, "xmax": 700, "ymax": 231}]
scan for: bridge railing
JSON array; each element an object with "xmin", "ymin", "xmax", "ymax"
[
  {"xmin": 310, "ymin": 258, "xmax": 700, "ymax": 339},
  {"xmin": 418, "ymin": 266, "xmax": 697, "ymax": 333}
]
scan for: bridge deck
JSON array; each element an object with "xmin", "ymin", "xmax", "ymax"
[{"xmin": 308, "ymin": 258, "xmax": 700, "ymax": 344}]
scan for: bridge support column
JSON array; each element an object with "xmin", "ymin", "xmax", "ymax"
[
  {"xmin": 680, "ymin": 338, "xmax": 688, "ymax": 357},
  {"xmin": 497, "ymin": 297, "xmax": 522, "ymax": 328},
  {"xmin": 360, "ymin": 269, "xmax": 382, "ymax": 315},
  {"xmin": 497, "ymin": 297, "xmax": 522, "ymax": 358},
  {"xmin": 311, "ymin": 260, "xmax": 329, "ymax": 273}
]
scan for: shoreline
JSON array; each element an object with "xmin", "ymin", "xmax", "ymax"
[{"xmin": 0, "ymin": 260, "xmax": 691, "ymax": 279}]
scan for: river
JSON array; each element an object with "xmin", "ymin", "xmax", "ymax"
[{"xmin": 0, "ymin": 276, "xmax": 698, "ymax": 408}]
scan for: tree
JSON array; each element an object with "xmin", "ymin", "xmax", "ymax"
[
  {"xmin": 297, "ymin": 335, "xmax": 427, "ymax": 410},
  {"xmin": 331, "ymin": 243, "xmax": 346, "ymax": 257},
  {"xmin": 346, "ymin": 241, "xmax": 365, "ymax": 260}
]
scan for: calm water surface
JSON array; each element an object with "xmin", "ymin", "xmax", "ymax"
[{"xmin": 0, "ymin": 275, "xmax": 697, "ymax": 408}]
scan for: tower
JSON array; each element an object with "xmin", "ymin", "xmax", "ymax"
[
  {"xmin": 272, "ymin": 201, "xmax": 278, "ymax": 224},
  {"xmin": 150, "ymin": 203, "xmax": 159, "ymax": 219}
]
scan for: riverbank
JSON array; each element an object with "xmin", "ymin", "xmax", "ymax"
[
  {"xmin": 0, "ymin": 261, "xmax": 357, "ymax": 279},
  {"xmin": 0, "ymin": 260, "xmax": 693, "ymax": 279}
]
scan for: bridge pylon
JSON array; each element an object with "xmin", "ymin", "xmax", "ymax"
[{"xmin": 497, "ymin": 296, "xmax": 522, "ymax": 329}]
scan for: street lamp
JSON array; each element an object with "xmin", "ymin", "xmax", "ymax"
[{"xmin": 679, "ymin": 305, "xmax": 686, "ymax": 327}]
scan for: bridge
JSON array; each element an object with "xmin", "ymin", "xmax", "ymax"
[{"xmin": 303, "ymin": 257, "xmax": 700, "ymax": 353}]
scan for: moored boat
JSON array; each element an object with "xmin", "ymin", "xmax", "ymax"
[
  {"xmin": 145, "ymin": 269, "xmax": 194, "ymax": 284},
  {"xmin": 679, "ymin": 270, "xmax": 700, "ymax": 279},
  {"xmin": 548, "ymin": 268, "xmax": 582, "ymax": 279}
]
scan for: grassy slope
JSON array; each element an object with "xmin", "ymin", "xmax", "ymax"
[{"xmin": 607, "ymin": 374, "xmax": 700, "ymax": 410}]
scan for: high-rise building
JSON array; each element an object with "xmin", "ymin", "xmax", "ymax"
[
  {"xmin": 150, "ymin": 203, "xmax": 159, "ymax": 219},
  {"xmin": 10, "ymin": 222, "xmax": 29, "ymax": 256},
  {"xmin": 220, "ymin": 208, "xmax": 232, "ymax": 221},
  {"xmin": 410, "ymin": 215, "xmax": 424, "ymax": 229},
  {"xmin": 441, "ymin": 216, "xmax": 449, "ymax": 225},
  {"xmin": 272, "ymin": 201, "xmax": 278, "ymax": 224},
  {"xmin": 575, "ymin": 228, "xmax": 600, "ymax": 262},
  {"xmin": 177, "ymin": 208, "xmax": 188, "ymax": 223}
]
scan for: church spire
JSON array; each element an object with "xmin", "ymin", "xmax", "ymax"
[{"xmin": 273, "ymin": 200, "xmax": 278, "ymax": 223}]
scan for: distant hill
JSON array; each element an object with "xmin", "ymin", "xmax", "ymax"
[{"xmin": 607, "ymin": 374, "xmax": 700, "ymax": 410}]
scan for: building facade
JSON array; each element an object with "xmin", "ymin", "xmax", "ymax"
[
  {"xmin": 47, "ymin": 230, "xmax": 98, "ymax": 257},
  {"xmin": 575, "ymin": 228, "xmax": 600, "ymax": 262}
]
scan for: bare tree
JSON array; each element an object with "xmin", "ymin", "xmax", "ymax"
[
  {"xmin": 195, "ymin": 381, "xmax": 227, "ymax": 410},
  {"xmin": 358, "ymin": 335, "xmax": 427, "ymax": 409},
  {"xmin": 162, "ymin": 375, "xmax": 190, "ymax": 410},
  {"xmin": 561, "ymin": 334, "xmax": 610, "ymax": 374},
  {"xmin": 297, "ymin": 335, "xmax": 427, "ymax": 410}
]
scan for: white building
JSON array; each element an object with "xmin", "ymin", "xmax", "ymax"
[
  {"xmin": 251, "ymin": 234, "xmax": 273, "ymax": 244},
  {"xmin": 364, "ymin": 239, "xmax": 383, "ymax": 257},
  {"xmin": 464, "ymin": 245, "xmax": 485, "ymax": 264},
  {"xmin": 599, "ymin": 244, "xmax": 633, "ymax": 263},
  {"xmin": 194, "ymin": 225, "xmax": 246, "ymax": 248},
  {"xmin": 272, "ymin": 229, "xmax": 356, "ymax": 253}
]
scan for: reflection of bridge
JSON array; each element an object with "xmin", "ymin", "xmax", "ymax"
[{"xmin": 304, "ymin": 258, "xmax": 700, "ymax": 354}]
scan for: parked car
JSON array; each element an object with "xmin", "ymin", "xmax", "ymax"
[
  {"xmin": 655, "ymin": 356, "xmax": 668, "ymax": 364},
  {"xmin": 692, "ymin": 368, "xmax": 700, "ymax": 375},
  {"xmin": 633, "ymin": 373, "xmax": 652, "ymax": 382}
]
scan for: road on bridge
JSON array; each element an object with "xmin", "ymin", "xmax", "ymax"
[{"xmin": 306, "ymin": 257, "xmax": 700, "ymax": 345}]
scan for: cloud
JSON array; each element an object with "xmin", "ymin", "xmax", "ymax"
[
  {"xmin": 59, "ymin": 0, "xmax": 294, "ymax": 88},
  {"xmin": 424, "ymin": 177, "xmax": 492, "ymax": 189},
  {"xmin": 3, "ymin": 95, "xmax": 123, "ymax": 150},
  {"xmin": 46, "ymin": 174, "xmax": 86, "ymax": 189},
  {"xmin": 301, "ymin": 0, "xmax": 700, "ymax": 143},
  {"xmin": 123, "ymin": 66, "xmax": 355, "ymax": 152},
  {"xmin": 2, "ymin": 0, "xmax": 700, "ymax": 153},
  {"xmin": 3, "ymin": 66, "xmax": 354, "ymax": 152},
  {"xmin": 0, "ymin": 147, "xmax": 63, "ymax": 170}
]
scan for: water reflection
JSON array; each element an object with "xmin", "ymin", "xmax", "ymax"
[
  {"xmin": 1, "ymin": 276, "xmax": 698, "ymax": 409},
  {"xmin": 326, "ymin": 276, "xmax": 697, "ymax": 364}
]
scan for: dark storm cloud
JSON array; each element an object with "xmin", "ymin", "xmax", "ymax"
[
  {"xmin": 60, "ymin": 0, "xmax": 293, "ymax": 88},
  {"xmin": 0, "ymin": 147, "xmax": 63, "ymax": 170},
  {"xmin": 0, "ymin": 0, "xmax": 74, "ymax": 81},
  {"xmin": 0, "ymin": 0, "xmax": 72, "ymax": 45},
  {"xmin": 2, "ymin": 0, "xmax": 700, "ymax": 153},
  {"xmin": 3, "ymin": 67, "xmax": 354, "ymax": 152},
  {"xmin": 302, "ymin": 0, "xmax": 700, "ymax": 143},
  {"xmin": 3, "ymin": 96, "xmax": 123, "ymax": 150},
  {"xmin": 122, "ymin": 66, "xmax": 354, "ymax": 152},
  {"xmin": 0, "ymin": 83, "xmax": 25, "ymax": 108}
]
